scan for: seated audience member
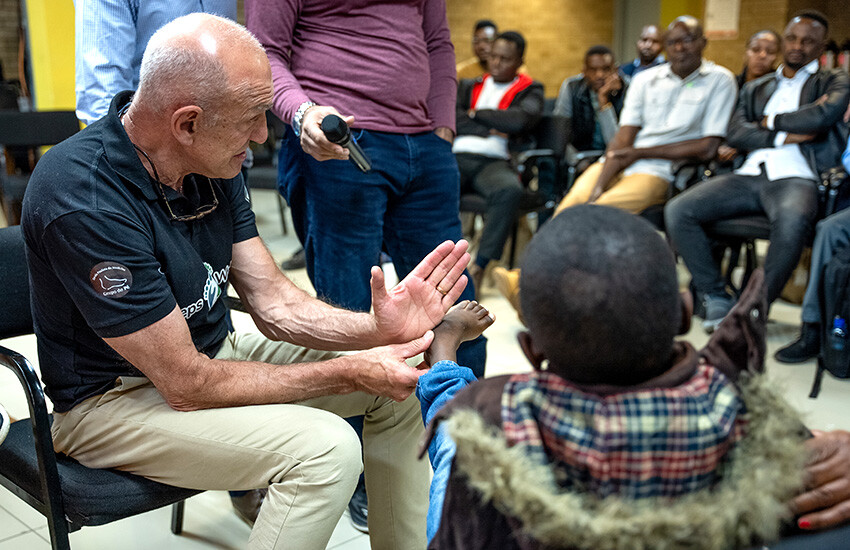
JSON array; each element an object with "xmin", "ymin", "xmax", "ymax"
[
  {"xmin": 776, "ymin": 140, "xmax": 850, "ymax": 362},
  {"xmin": 456, "ymin": 20, "xmax": 497, "ymax": 81},
  {"xmin": 554, "ymin": 44, "xmax": 628, "ymax": 167},
  {"xmin": 555, "ymin": 16, "xmax": 736, "ymax": 216},
  {"xmin": 422, "ymin": 205, "xmax": 813, "ymax": 549},
  {"xmin": 454, "ymin": 31, "xmax": 544, "ymax": 295},
  {"xmin": 666, "ymin": 10, "xmax": 850, "ymax": 333},
  {"xmin": 20, "ymin": 14, "xmax": 475, "ymax": 550},
  {"xmin": 620, "ymin": 24, "xmax": 665, "ymax": 78},
  {"xmin": 717, "ymin": 29, "xmax": 783, "ymax": 165},
  {"xmin": 736, "ymin": 30, "xmax": 782, "ymax": 88}
]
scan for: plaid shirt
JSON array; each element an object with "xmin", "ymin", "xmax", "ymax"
[{"xmin": 502, "ymin": 365, "xmax": 745, "ymax": 499}]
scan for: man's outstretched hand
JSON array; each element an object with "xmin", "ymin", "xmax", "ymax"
[{"xmin": 370, "ymin": 240, "xmax": 470, "ymax": 344}]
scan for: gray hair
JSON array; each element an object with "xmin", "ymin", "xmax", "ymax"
[{"xmin": 135, "ymin": 13, "xmax": 265, "ymax": 126}]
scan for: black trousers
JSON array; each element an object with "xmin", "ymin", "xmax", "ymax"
[
  {"xmin": 665, "ymin": 171, "xmax": 819, "ymax": 304},
  {"xmin": 455, "ymin": 153, "xmax": 523, "ymax": 266}
]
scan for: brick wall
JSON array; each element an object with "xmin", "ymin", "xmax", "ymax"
[
  {"xmin": 446, "ymin": 0, "xmax": 615, "ymax": 97},
  {"xmin": 702, "ymin": 0, "xmax": 789, "ymax": 78},
  {"xmin": 0, "ymin": 0, "xmax": 21, "ymax": 83}
]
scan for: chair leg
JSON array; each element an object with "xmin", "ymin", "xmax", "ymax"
[
  {"xmin": 171, "ymin": 500, "xmax": 185, "ymax": 535},
  {"xmin": 46, "ymin": 517, "xmax": 71, "ymax": 550},
  {"xmin": 507, "ymin": 220, "xmax": 520, "ymax": 269}
]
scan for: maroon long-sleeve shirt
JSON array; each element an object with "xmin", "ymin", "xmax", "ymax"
[{"xmin": 246, "ymin": 0, "xmax": 457, "ymax": 134}]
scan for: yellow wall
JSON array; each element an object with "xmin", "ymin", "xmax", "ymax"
[
  {"xmin": 446, "ymin": 0, "xmax": 615, "ymax": 96},
  {"xmin": 24, "ymin": 0, "xmax": 75, "ymax": 110}
]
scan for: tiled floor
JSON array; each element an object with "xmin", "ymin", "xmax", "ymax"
[{"xmin": 1, "ymin": 188, "xmax": 848, "ymax": 548}]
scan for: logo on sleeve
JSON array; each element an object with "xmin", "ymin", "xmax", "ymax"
[
  {"xmin": 90, "ymin": 262, "xmax": 133, "ymax": 298},
  {"xmin": 203, "ymin": 262, "xmax": 222, "ymax": 310}
]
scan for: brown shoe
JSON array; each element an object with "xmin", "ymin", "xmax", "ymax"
[
  {"xmin": 231, "ymin": 488, "xmax": 267, "ymax": 526},
  {"xmin": 492, "ymin": 267, "xmax": 523, "ymax": 322}
]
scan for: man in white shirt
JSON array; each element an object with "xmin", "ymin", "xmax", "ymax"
[
  {"xmin": 554, "ymin": 16, "xmax": 736, "ymax": 216},
  {"xmin": 453, "ymin": 31, "xmax": 544, "ymax": 295},
  {"xmin": 665, "ymin": 10, "xmax": 850, "ymax": 332}
]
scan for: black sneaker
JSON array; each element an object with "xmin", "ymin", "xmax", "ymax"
[
  {"xmin": 775, "ymin": 323, "xmax": 820, "ymax": 363},
  {"xmin": 348, "ymin": 478, "xmax": 369, "ymax": 533},
  {"xmin": 280, "ymin": 247, "xmax": 306, "ymax": 270}
]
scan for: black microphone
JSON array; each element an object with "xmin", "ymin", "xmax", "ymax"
[{"xmin": 320, "ymin": 114, "xmax": 372, "ymax": 173}]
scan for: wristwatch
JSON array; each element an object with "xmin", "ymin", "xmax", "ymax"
[{"xmin": 292, "ymin": 101, "xmax": 316, "ymax": 137}]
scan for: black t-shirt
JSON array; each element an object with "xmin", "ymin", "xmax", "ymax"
[{"xmin": 21, "ymin": 91, "xmax": 259, "ymax": 412}]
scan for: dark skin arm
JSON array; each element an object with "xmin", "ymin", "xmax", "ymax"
[
  {"xmin": 790, "ymin": 430, "xmax": 850, "ymax": 530},
  {"xmin": 589, "ymin": 130, "xmax": 721, "ymax": 203}
]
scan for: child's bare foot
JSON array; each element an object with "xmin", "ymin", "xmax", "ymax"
[{"xmin": 426, "ymin": 300, "xmax": 495, "ymax": 366}]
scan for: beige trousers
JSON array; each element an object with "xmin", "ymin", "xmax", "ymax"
[
  {"xmin": 51, "ymin": 331, "xmax": 428, "ymax": 550},
  {"xmin": 554, "ymin": 161, "xmax": 669, "ymax": 216}
]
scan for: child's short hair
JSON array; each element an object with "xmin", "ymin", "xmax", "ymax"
[{"xmin": 519, "ymin": 205, "xmax": 681, "ymax": 385}]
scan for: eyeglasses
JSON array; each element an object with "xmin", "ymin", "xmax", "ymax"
[{"xmin": 132, "ymin": 143, "xmax": 219, "ymax": 222}]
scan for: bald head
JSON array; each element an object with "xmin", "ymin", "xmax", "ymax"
[
  {"xmin": 667, "ymin": 15, "xmax": 703, "ymax": 39},
  {"xmin": 135, "ymin": 13, "xmax": 268, "ymax": 124}
]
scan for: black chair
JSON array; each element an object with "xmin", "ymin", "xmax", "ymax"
[
  {"xmin": 0, "ymin": 110, "xmax": 81, "ymax": 225},
  {"xmin": 0, "ymin": 225, "xmax": 201, "ymax": 550},
  {"xmin": 245, "ymin": 112, "xmax": 289, "ymax": 235},
  {"xmin": 459, "ymin": 114, "xmax": 569, "ymax": 268},
  {"xmin": 702, "ymin": 166, "xmax": 849, "ymax": 298}
]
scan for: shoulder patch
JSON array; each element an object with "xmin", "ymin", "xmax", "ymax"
[{"xmin": 90, "ymin": 261, "xmax": 133, "ymax": 298}]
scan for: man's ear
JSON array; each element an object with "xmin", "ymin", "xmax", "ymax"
[
  {"xmin": 172, "ymin": 106, "xmax": 203, "ymax": 146},
  {"xmin": 517, "ymin": 331, "xmax": 547, "ymax": 371},
  {"xmin": 678, "ymin": 289, "xmax": 693, "ymax": 335}
]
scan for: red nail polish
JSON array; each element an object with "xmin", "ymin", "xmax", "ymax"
[{"xmin": 798, "ymin": 520, "xmax": 811, "ymax": 529}]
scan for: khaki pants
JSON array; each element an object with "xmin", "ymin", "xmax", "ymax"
[
  {"xmin": 554, "ymin": 161, "xmax": 669, "ymax": 216},
  {"xmin": 51, "ymin": 332, "xmax": 428, "ymax": 550}
]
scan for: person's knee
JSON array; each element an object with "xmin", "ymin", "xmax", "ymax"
[
  {"xmin": 664, "ymin": 193, "xmax": 691, "ymax": 234},
  {"xmin": 288, "ymin": 415, "xmax": 363, "ymax": 487}
]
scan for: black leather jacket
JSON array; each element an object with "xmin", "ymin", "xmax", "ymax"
[{"xmin": 727, "ymin": 68, "xmax": 850, "ymax": 176}]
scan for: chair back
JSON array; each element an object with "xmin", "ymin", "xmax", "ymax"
[
  {"xmin": 532, "ymin": 114, "xmax": 569, "ymax": 161},
  {"xmin": 0, "ymin": 225, "xmax": 33, "ymax": 338},
  {"xmin": 0, "ymin": 110, "xmax": 80, "ymax": 148}
]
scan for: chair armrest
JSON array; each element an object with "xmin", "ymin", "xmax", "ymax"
[
  {"xmin": 671, "ymin": 160, "xmax": 715, "ymax": 194},
  {"xmin": 516, "ymin": 148, "xmax": 556, "ymax": 167},
  {"xmin": 224, "ymin": 295, "xmax": 248, "ymax": 314}
]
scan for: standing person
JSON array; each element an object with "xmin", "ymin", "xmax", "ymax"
[
  {"xmin": 245, "ymin": 0, "xmax": 484, "ymax": 371},
  {"xmin": 454, "ymin": 31, "xmax": 544, "ymax": 295},
  {"xmin": 73, "ymin": 0, "xmax": 269, "ymax": 524},
  {"xmin": 74, "ymin": 0, "xmax": 236, "ymax": 126},
  {"xmin": 23, "ymin": 14, "xmax": 462, "ymax": 550},
  {"xmin": 246, "ymin": 0, "xmax": 487, "ymax": 532},
  {"xmin": 620, "ymin": 24, "xmax": 665, "ymax": 78},
  {"xmin": 666, "ymin": 10, "xmax": 850, "ymax": 333},
  {"xmin": 457, "ymin": 19, "xmax": 498, "ymax": 81}
]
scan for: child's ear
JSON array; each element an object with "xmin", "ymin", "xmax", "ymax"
[
  {"xmin": 517, "ymin": 331, "xmax": 547, "ymax": 371},
  {"xmin": 678, "ymin": 289, "xmax": 693, "ymax": 335}
]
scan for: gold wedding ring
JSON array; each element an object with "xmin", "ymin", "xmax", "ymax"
[{"xmin": 436, "ymin": 286, "xmax": 448, "ymax": 295}]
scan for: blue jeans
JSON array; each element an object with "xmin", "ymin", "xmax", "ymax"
[
  {"xmin": 278, "ymin": 126, "xmax": 486, "ymax": 376},
  {"xmin": 801, "ymin": 209, "xmax": 850, "ymax": 324}
]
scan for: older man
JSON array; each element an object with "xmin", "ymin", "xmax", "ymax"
[
  {"xmin": 555, "ymin": 16, "xmax": 736, "ymax": 215},
  {"xmin": 21, "ymin": 14, "xmax": 465, "ymax": 550},
  {"xmin": 666, "ymin": 10, "xmax": 850, "ymax": 333}
]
